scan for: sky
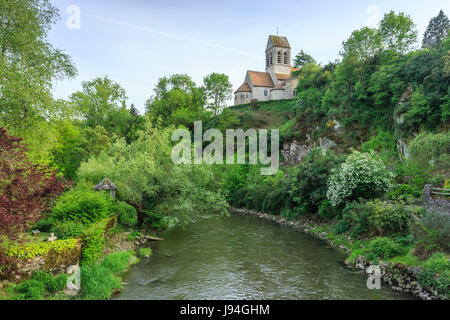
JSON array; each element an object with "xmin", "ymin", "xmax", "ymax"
[{"xmin": 49, "ymin": 0, "xmax": 450, "ymax": 113}]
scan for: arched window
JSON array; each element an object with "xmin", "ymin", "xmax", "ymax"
[
  {"xmin": 277, "ymin": 51, "xmax": 281, "ymax": 64},
  {"xmin": 293, "ymin": 90, "xmax": 296, "ymax": 97},
  {"xmin": 269, "ymin": 53, "xmax": 273, "ymax": 65},
  {"xmin": 240, "ymin": 95, "xmax": 244, "ymax": 103},
  {"xmin": 266, "ymin": 55, "xmax": 269, "ymax": 67},
  {"xmin": 284, "ymin": 52, "xmax": 288, "ymax": 64},
  {"xmin": 264, "ymin": 89, "xmax": 268, "ymax": 97}
]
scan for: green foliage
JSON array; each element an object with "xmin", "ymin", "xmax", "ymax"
[
  {"xmin": 280, "ymin": 208, "xmax": 300, "ymax": 221},
  {"xmin": 13, "ymin": 271, "xmax": 68, "ymax": 300},
  {"xmin": 387, "ymin": 184, "xmax": 421, "ymax": 204},
  {"xmin": 327, "ymin": 151, "xmax": 394, "ymax": 207},
  {"xmin": 79, "ymin": 251, "xmax": 137, "ymax": 300},
  {"xmin": 115, "ymin": 201, "xmax": 138, "ymax": 227},
  {"xmin": 293, "ymin": 50, "xmax": 316, "ymax": 68},
  {"xmin": 290, "ymin": 149, "xmax": 343, "ymax": 215},
  {"xmin": 80, "ymin": 218, "xmax": 112, "ymax": 265},
  {"xmin": 137, "ymin": 248, "xmax": 152, "ymax": 258},
  {"xmin": 409, "ymin": 131, "xmax": 450, "ymax": 171},
  {"xmin": 414, "ymin": 210, "xmax": 450, "ymax": 253},
  {"xmin": 336, "ymin": 201, "xmax": 371, "ymax": 238},
  {"xmin": 203, "ymin": 73, "xmax": 233, "ymax": 116},
  {"xmin": 417, "ymin": 252, "xmax": 450, "ymax": 297},
  {"xmin": 368, "ymin": 237, "xmax": 403, "ymax": 259},
  {"xmin": 7, "ymin": 239, "xmax": 78, "ymax": 260},
  {"xmin": 367, "ymin": 200, "xmax": 412, "ymax": 236},
  {"xmin": 51, "ymin": 221, "xmax": 86, "ymax": 240},
  {"xmin": 422, "ymin": 10, "xmax": 450, "ymax": 49},
  {"xmin": 50, "ymin": 187, "xmax": 114, "ymax": 225}
]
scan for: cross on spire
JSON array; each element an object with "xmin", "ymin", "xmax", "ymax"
[{"xmin": 276, "ymin": 26, "xmax": 279, "ymax": 36}]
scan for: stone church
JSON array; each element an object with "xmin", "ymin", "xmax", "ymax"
[{"xmin": 234, "ymin": 35, "xmax": 300, "ymax": 105}]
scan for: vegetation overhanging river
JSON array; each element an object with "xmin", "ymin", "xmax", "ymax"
[{"xmin": 116, "ymin": 214, "xmax": 413, "ymax": 300}]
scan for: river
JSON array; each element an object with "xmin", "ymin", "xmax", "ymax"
[{"xmin": 116, "ymin": 214, "xmax": 412, "ymax": 300}]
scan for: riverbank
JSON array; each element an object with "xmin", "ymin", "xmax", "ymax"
[{"xmin": 230, "ymin": 207, "xmax": 447, "ymax": 300}]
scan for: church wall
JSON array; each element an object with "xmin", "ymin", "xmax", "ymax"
[
  {"xmin": 252, "ymin": 87, "xmax": 272, "ymax": 102},
  {"xmin": 270, "ymin": 89, "xmax": 285, "ymax": 100},
  {"xmin": 283, "ymin": 78, "xmax": 299, "ymax": 99},
  {"xmin": 235, "ymin": 92, "xmax": 252, "ymax": 105}
]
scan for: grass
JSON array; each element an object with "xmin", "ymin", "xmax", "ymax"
[{"xmin": 78, "ymin": 250, "xmax": 139, "ymax": 300}]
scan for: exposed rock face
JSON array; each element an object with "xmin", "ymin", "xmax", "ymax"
[
  {"xmin": 281, "ymin": 138, "xmax": 337, "ymax": 166},
  {"xmin": 394, "ymin": 84, "xmax": 415, "ymax": 161}
]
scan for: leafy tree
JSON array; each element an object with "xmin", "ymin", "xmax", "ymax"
[
  {"xmin": 327, "ymin": 150, "xmax": 394, "ymax": 207},
  {"xmin": 341, "ymin": 27, "xmax": 382, "ymax": 61},
  {"xmin": 203, "ymin": 73, "xmax": 233, "ymax": 116},
  {"xmin": 379, "ymin": 11, "xmax": 418, "ymax": 54},
  {"xmin": 422, "ymin": 10, "xmax": 450, "ymax": 49},
  {"xmin": 70, "ymin": 76, "xmax": 130, "ymax": 136},
  {"xmin": 146, "ymin": 74, "xmax": 210, "ymax": 130},
  {"xmin": 0, "ymin": 127, "xmax": 64, "ymax": 241},
  {"xmin": 293, "ymin": 50, "xmax": 316, "ymax": 68},
  {"xmin": 0, "ymin": 0, "xmax": 77, "ymax": 129}
]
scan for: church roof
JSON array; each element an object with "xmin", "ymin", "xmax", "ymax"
[
  {"xmin": 234, "ymin": 82, "xmax": 252, "ymax": 93},
  {"xmin": 269, "ymin": 35, "xmax": 291, "ymax": 48},
  {"xmin": 291, "ymin": 67, "xmax": 301, "ymax": 72},
  {"xmin": 247, "ymin": 71, "xmax": 274, "ymax": 87},
  {"xmin": 275, "ymin": 73, "xmax": 291, "ymax": 80},
  {"xmin": 271, "ymin": 83, "xmax": 285, "ymax": 91}
]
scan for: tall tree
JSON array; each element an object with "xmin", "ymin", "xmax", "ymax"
[
  {"xmin": 70, "ymin": 76, "xmax": 130, "ymax": 136},
  {"xmin": 379, "ymin": 11, "xmax": 418, "ymax": 54},
  {"xmin": 0, "ymin": 0, "xmax": 77, "ymax": 129},
  {"xmin": 422, "ymin": 10, "xmax": 450, "ymax": 49},
  {"xmin": 203, "ymin": 73, "xmax": 233, "ymax": 116},
  {"xmin": 293, "ymin": 50, "xmax": 316, "ymax": 68}
]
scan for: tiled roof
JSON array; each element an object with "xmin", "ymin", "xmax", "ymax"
[
  {"xmin": 271, "ymin": 83, "xmax": 285, "ymax": 91},
  {"xmin": 291, "ymin": 67, "xmax": 300, "ymax": 72},
  {"xmin": 234, "ymin": 82, "xmax": 251, "ymax": 93},
  {"xmin": 275, "ymin": 73, "xmax": 291, "ymax": 80},
  {"xmin": 247, "ymin": 71, "xmax": 274, "ymax": 87},
  {"xmin": 269, "ymin": 35, "xmax": 291, "ymax": 48}
]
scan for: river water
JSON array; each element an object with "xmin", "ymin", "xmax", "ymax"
[{"xmin": 116, "ymin": 214, "xmax": 412, "ymax": 300}]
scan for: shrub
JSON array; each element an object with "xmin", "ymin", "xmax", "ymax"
[
  {"xmin": 417, "ymin": 253, "xmax": 450, "ymax": 298},
  {"xmin": 409, "ymin": 131, "xmax": 450, "ymax": 171},
  {"xmin": 368, "ymin": 237, "xmax": 403, "ymax": 259},
  {"xmin": 50, "ymin": 187, "xmax": 114, "ymax": 225},
  {"xmin": 413, "ymin": 210, "xmax": 450, "ymax": 254},
  {"xmin": 318, "ymin": 200, "xmax": 337, "ymax": 220},
  {"xmin": 80, "ymin": 218, "xmax": 111, "ymax": 265},
  {"xmin": 51, "ymin": 221, "xmax": 86, "ymax": 240},
  {"xmin": 327, "ymin": 150, "xmax": 394, "ymax": 207},
  {"xmin": 15, "ymin": 280, "xmax": 45, "ymax": 300},
  {"xmin": 367, "ymin": 200, "xmax": 412, "ymax": 236},
  {"xmin": 7, "ymin": 239, "xmax": 79, "ymax": 260},
  {"xmin": 387, "ymin": 184, "xmax": 421, "ymax": 204},
  {"xmin": 13, "ymin": 271, "xmax": 68, "ymax": 300},
  {"xmin": 32, "ymin": 218, "xmax": 56, "ymax": 233},
  {"xmin": 116, "ymin": 201, "xmax": 138, "ymax": 227},
  {"xmin": 336, "ymin": 201, "xmax": 371, "ymax": 238},
  {"xmin": 79, "ymin": 251, "xmax": 138, "ymax": 300},
  {"xmin": 290, "ymin": 149, "xmax": 343, "ymax": 215}
]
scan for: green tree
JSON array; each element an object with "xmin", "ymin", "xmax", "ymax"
[
  {"xmin": 422, "ymin": 10, "xmax": 450, "ymax": 49},
  {"xmin": 0, "ymin": 0, "xmax": 77, "ymax": 129},
  {"xmin": 379, "ymin": 11, "xmax": 418, "ymax": 54},
  {"xmin": 293, "ymin": 50, "xmax": 316, "ymax": 68},
  {"xmin": 341, "ymin": 27, "xmax": 382, "ymax": 61},
  {"xmin": 70, "ymin": 76, "xmax": 131, "ymax": 137},
  {"xmin": 203, "ymin": 73, "xmax": 233, "ymax": 116}
]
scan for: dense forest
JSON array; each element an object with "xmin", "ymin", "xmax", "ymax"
[{"xmin": 0, "ymin": 1, "xmax": 449, "ymax": 300}]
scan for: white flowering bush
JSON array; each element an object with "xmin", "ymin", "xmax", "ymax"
[{"xmin": 327, "ymin": 150, "xmax": 394, "ymax": 207}]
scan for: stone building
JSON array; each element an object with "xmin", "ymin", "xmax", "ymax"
[{"xmin": 234, "ymin": 35, "xmax": 300, "ymax": 105}]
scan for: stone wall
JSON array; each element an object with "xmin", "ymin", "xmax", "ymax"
[
  {"xmin": 424, "ymin": 184, "xmax": 450, "ymax": 214},
  {"xmin": 14, "ymin": 240, "xmax": 82, "ymax": 281}
]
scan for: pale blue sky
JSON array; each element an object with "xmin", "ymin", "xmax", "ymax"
[{"xmin": 49, "ymin": 0, "xmax": 450, "ymax": 113}]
